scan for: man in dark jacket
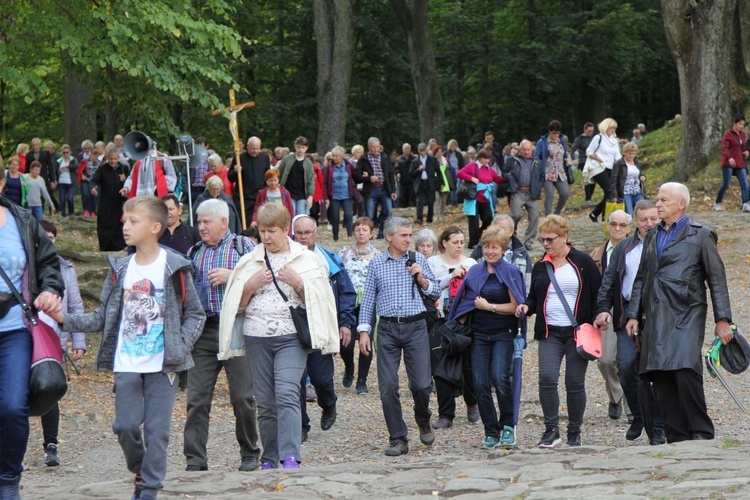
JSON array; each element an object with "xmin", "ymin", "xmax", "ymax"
[
  {"xmin": 395, "ymin": 143, "xmax": 415, "ymax": 208},
  {"xmin": 626, "ymin": 183, "xmax": 733, "ymax": 443},
  {"xmin": 570, "ymin": 123, "xmax": 596, "ymax": 204},
  {"xmin": 354, "ymin": 137, "xmax": 396, "ymax": 239},
  {"xmin": 409, "ymin": 143, "xmax": 441, "ymax": 224},
  {"xmin": 293, "ymin": 216, "xmax": 356, "ymax": 441},
  {"xmin": 227, "ymin": 136, "xmax": 271, "ymax": 227},
  {"xmin": 503, "ymin": 140, "xmax": 544, "ymax": 249}
]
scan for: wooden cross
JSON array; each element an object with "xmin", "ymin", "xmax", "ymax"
[{"xmin": 212, "ymin": 89, "xmax": 255, "ymax": 230}]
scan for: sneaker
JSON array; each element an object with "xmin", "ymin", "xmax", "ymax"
[
  {"xmin": 356, "ymin": 380, "xmax": 368, "ymax": 395},
  {"xmin": 712, "ymin": 203, "xmax": 724, "ymax": 211},
  {"xmin": 743, "ymin": 203, "xmax": 750, "ymax": 213},
  {"xmin": 480, "ymin": 436, "xmax": 500, "ymax": 449},
  {"xmin": 384, "ymin": 441, "xmax": 409, "ymax": 456},
  {"xmin": 185, "ymin": 464, "xmax": 208, "ymax": 471},
  {"xmin": 608, "ymin": 399, "xmax": 623, "ymax": 420},
  {"xmin": 82, "ymin": 210, "xmax": 90, "ymax": 218},
  {"xmin": 305, "ymin": 384, "xmax": 317, "ymax": 402},
  {"xmin": 44, "ymin": 443, "xmax": 60, "ymax": 467},
  {"xmin": 131, "ymin": 474, "xmax": 143, "ymax": 500},
  {"xmin": 342, "ymin": 371, "xmax": 354, "ymax": 388},
  {"xmin": 567, "ymin": 431, "xmax": 582, "ymax": 447},
  {"xmin": 588, "ymin": 212, "xmax": 598, "ymax": 222},
  {"xmin": 282, "ymin": 455, "xmax": 299, "ymax": 469},
  {"xmin": 538, "ymin": 426, "xmax": 561, "ymax": 449},
  {"xmin": 432, "ymin": 417, "xmax": 453, "ymax": 429},
  {"xmin": 466, "ymin": 404, "xmax": 480, "ymax": 423},
  {"xmin": 261, "ymin": 461, "xmax": 274, "ymax": 470},
  {"xmin": 626, "ymin": 418, "xmax": 645, "ymax": 441},
  {"xmin": 419, "ymin": 425, "xmax": 435, "ymax": 446},
  {"xmin": 301, "ymin": 430, "xmax": 308, "ymax": 443},
  {"xmin": 650, "ymin": 428, "xmax": 667, "ymax": 445},
  {"xmin": 239, "ymin": 456, "xmax": 259, "ymax": 472},
  {"xmin": 500, "ymin": 425, "xmax": 516, "ymax": 448}
]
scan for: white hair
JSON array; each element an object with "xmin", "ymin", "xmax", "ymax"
[
  {"xmin": 661, "ymin": 182, "xmax": 690, "ymax": 207},
  {"xmin": 607, "ymin": 209, "xmax": 632, "ymax": 225},
  {"xmin": 196, "ymin": 198, "xmax": 229, "ymax": 219},
  {"xmin": 367, "ymin": 137, "xmax": 380, "ymax": 147}
]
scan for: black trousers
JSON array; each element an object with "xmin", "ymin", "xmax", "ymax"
[
  {"xmin": 467, "ymin": 202, "xmax": 493, "ymax": 247},
  {"xmin": 590, "ymin": 169, "xmax": 612, "ymax": 218},
  {"xmin": 399, "ymin": 179, "xmax": 413, "ymax": 207},
  {"xmin": 650, "ymin": 369, "xmax": 714, "ymax": 443},
  {"xmin": 415, "ymin": 180, "xmax": 435, "ymax": 222},
  {"xmin": 41, "ymin": 403, "xmax": 60, "ymax": 446},
  {"xmin": 300, "ymin": 351, "xmax": 337, "ymax": 433},
  {"xmin": 340, "ymin": 306, "xmax": 373, "ymax": 382}
]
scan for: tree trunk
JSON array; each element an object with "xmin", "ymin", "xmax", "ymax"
[
  {"xmin": 63, "ymin": 69, "xmax": 96, "ymax": 151},
  {"xmin": 661, "ymin": 0, "xmax": 745, "ymax": 181},
  {"xmin": 391, "ymin": 0, "xmax": 445, "ymax": 144},
  {"xmin": 104, "ymin": 64, "xmax": 118, "ymax": 140},
  {"xmin": 313, "ymin": 0, "xmax": 355, "ymax": 155}
]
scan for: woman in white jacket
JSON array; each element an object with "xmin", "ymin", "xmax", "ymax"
[
  {"xmin": 586, "ymin": 118, "xmax": 622, "ymax": 222},
  {"xmin": 219, "ymin": 202, "xmax": 338, "ymax": 471}
]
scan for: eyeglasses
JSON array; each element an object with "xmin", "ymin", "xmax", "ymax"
[
  {"xmin": 537, "ymin": 235, "xmax": 562, "ymax": 245},
  {"xmin": 608, "ymin": 222, "xmax": 630, "ymax": 228},
  {"xmin": 295, "ymin": 230, "xmax": 316, "ymax": 236}
]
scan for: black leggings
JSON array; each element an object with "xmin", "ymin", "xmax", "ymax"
[
  {"xmin": 590, "ymin": 169, "xmax": 612, "ymax": 218},
  {"xmin": 340, "ymin": 306, "xmax": 373, "ymax": 382}
]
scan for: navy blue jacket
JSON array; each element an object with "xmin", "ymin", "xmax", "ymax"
[
  {"xmin": 533, "ymin": 133, "xmax": 570, "ymax": 173},
  {"xmin": 316, "ymin": 245, "xmax": 357, "ymax": 330}
]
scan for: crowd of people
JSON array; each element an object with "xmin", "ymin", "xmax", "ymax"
[{"xmin": 0, "ymin": 115, "xmax": 744, "ymax": 500}]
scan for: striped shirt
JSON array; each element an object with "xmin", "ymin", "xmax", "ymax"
[
  {"xmin": 357, "ymin": 249, "xmax": 439, "ymax": 333},
  {"xmin": 191, "ymin": 231, "xmax": 254, "ymax": 315},
  {"xmin": 622, "ymin": 234, "xmax": 644, "ymax": 301},
  {"xmin": 656, "ymin": 215, "xmax": 688, "ymax": 259}
]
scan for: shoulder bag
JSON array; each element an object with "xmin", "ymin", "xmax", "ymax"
[
  {"xmin": 456, "ymin": 163, "xmax": 478, "ymax": 202},
  {"xmin": 264, "ymin": 250, "xmax": 315, "ymax": 350},
  {"xmin": 582, "ymin": 134, "xmax": 605, "ymax": 184},
  {"xmin": 0, "ymin": 266, "xmax": 67, "ymax": 417},
  {"xmin": 544, "ymin": 262, "xmax": 601, "ymax": 361}
]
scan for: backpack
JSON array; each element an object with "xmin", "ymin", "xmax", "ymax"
[{"xmin": 187, "ymin": 234, "xmax": 248, "ymax": 260}]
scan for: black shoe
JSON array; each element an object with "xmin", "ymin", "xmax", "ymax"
[
  {"xmin": 419, "ymin": 425, "xmax": 435, "ymax": 446},
  {"xmin": 567, "ymin": 431, "xmax": 582, "ymax": 447},
  {"xmin": 186, "ymin": 464, "xmax": 208, "ymax": 471},
  {"xmin": 384, "ymin": 441, "xmax": 409, "ymax": 456},
  {"xmin": 342, "ymin": 371, "xmax": 354, "ymax": 388},
  {"xmin": 608, "ymin": 399, "xmax": 623, "ymax": 420},
  {"xmin": 650, "ymin": 428, "xmax": 667, "ymax": 445},
  {"xmin": 626, "ymin": 418, "xmax": 644, "ymax": 441},
  {"xmin": 691, "ymin": 433, "xmax": 712, "ymax": 440},
  {"xmin": 538, "ymin": 426, "xmax": 561, "ymax": 448},
  {"xmin": 302, "ymin": 430, "xmax": 308, "ymax": 443},
  {"xmin": 44, "ymin": 443, "xmax": 60, "ymax": 467},
  {"xmin": 239, "ymin": 456, "xmax": 259, "ymax": 472},
  {"xmin": 356, "ymin": 380, "xmax": 368, "ymax": 394},
  {"xmin": 377, "ymin": 234, "xmax": 385, "ymax": 239},
  {"xmin": 321, "ymin": 403, "xmax": 337, "ymax": 431},
  {"xmin": 415, "ymin": 219, "xmax": 423, "ymax": 225},
  {"xmin": 426, "ymin": 219, "xmax": 433, "ymax": 224},
  {"xmin": 588, "ymin": 213, "xmax": 598, "ymax": 223},
  {"xmin": 627, "ymin": 413, "xmax": 634, "ymax": 424}
]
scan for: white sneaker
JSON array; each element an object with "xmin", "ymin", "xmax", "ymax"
[
  {"xmin": 712, "ymin": 203, "xmax": 724, "ymax": 211},
  {"xmin": 743, "ymin": 203, "xmax": 750, "ymax": 213}
]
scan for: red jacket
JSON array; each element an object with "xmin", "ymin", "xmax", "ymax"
[
  {"xmin": 721, "ymin": 129, "xmax": 747, "ymax": 168},
  {"xmin": 127, "ymin": 158, "xmax": 169, "ymax": 199},
  {"xmin": 252, "ymin": 186, "xmax": 295, "ymax": 235},
  {"xmin": 457, "ymin": 161, "xmax": 505, "ymax": 204},
  {"xmin": 205, "ymin": 167, "xmax": 234, "ymax": 197},
  {"xmin": 313, "ymin": 162, "xmax": 326, "ymax": 202}
]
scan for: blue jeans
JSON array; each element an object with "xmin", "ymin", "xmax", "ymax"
[
  {"xmin": 58, "ymin": 183, "xmax": 75, "ymax": 217},
  {"xmin": 0, "ymin": 328, "xmax": 32, "ymax": 486},
  {"xmin": 366, "ymin": 187, "xmax": 392, "ymax": 236},
  {"xmin": 329, "ymin": 199, "xmax": 353, "ymax": 241},
  {"xmin": 293, "ymin": 198, "xmax": 309, "ymax": 216},
  {"xmin": 624, "ymin": 192, "xmax": 644, "ymax": 215},
  {"xmin": 715, "ymin": 167, "xmax": 749, "ymax": 204},
  {"xmin": 29, "ymin": 205, "xmax": 43, "ymax": 221},
  {"xmin": 81, "ymin": 180, "xmax": 98, "ymax": 214},
  {"xmin": 471, "ymin": 330, "xmax": 515, "ymax": 438},
  {"xmin": 538, "ymin": 327, "xmax": 589, "ymax": 433}
]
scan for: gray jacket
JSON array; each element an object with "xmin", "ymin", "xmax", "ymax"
[
  {"xmin": 58, "ymin": 257, "xmax": 85, "ymax": 351},
  {"xmin": 502, "ymin": 156, "xmax": 544, "ymax": 200},
  {"xmin": 61, "ymin": 248, "xmax": 206, "ymax": 372}
]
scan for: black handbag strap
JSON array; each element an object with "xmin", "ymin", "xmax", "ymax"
[
  {"xmin": 263, "ymin": 249, "xmax": 290, "ymax": 303},
  {"xmin": 544, "ymin": 262, "xmax": 579, "ymax": 330},
  {"xmin": 0, "ymin": 264, "xmax": 35, "ymax": 323}
]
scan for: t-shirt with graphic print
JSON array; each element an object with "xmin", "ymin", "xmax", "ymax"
[{"xmin": 114, "ymin": 249, "xmax": 167, "ymax": 373}]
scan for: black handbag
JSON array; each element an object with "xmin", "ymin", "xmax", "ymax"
[
  {"xmin": 565, "ymin": 164, "xmax": 575, "ymax": 185},
  {"xmin": 0, "ymin": 266, "xmax": 67, "ymax": 417},
  {"xmin": 264, "ymin": 250, "xmax": 315, "ymax": 350},
  {"xmin": 457, "ymin": 163, "xmax": 479, "ymax": 201}
]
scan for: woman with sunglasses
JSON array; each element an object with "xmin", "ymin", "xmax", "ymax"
[{"xmin": 516, "ymin": 215, "xmax": 600, "ymax": 449}]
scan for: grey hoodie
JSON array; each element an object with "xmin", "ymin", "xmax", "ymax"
[{"xmin": 61, "ymin": 247, "xmax": 206, "ymax": 372}]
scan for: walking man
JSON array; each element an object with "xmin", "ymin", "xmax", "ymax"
[
  {"xmin": 502, "ymin": 139, "xmax": 543, "ymax": 249},
  {"xmin": 354, "ymin": 137, "xmax": 396, "ymax": 239}
]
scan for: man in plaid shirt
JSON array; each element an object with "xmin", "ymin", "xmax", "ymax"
[{"xmin": 184, "ymin": 199, "xmax": 261, "ymax": 472}]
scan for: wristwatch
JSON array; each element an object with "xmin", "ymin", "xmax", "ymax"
[{"xmin": 492, "ymin": 304, "xmax": 497, "ymax": 313}]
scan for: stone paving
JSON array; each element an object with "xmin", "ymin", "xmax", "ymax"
[{"xmin": 25, "ymin": 439, "xmax": 750, "ymax": 498}]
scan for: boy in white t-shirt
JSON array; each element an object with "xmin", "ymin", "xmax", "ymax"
[{"xmin": 52, "ymin": 196, "xmax": 205, "ymax": 500}]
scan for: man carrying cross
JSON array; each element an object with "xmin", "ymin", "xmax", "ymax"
[{"xmin": 227, "ymin": 136, "xmax": 270, "ymax": 226}]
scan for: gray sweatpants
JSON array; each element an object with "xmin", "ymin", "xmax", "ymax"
[
  {"xmin": 113, "ymin": 372, "xmax": 178, "ymax": 500},
  {"xmin": 245, "ymin": 334, "xmax": 307, "ymax": 468}
]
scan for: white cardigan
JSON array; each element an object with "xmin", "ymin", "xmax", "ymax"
[
  {"xmin": 218, "ymin": 238, "xmax": 340, "ymax": 359},
  {"xmin": 586, "ymin": 133, "xmax": 622, "ymax": 170}
]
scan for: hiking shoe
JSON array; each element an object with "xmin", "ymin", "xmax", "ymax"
[
  {"xmin": 567, "ymin": 431, "xmax": 582, "ymax": 447},
  {"xmin": 432, "ymin": 417, "xmax": 453, "ymax": 429},
  {"xmin": 743, "ymin": 203, "xmax": 750, "ymax": 213},
  {"xmin": 261, "ymin": 461, "xmax": 274, "ymax": 470},
  {"xmin": 467, "ymin": 404, "xmax": 480, "ymax": 423},
  {"xmin": 342, "ymin": 371, "xmax": 354, "ymax": 388},
  {"xmin": 419, "ymin": 425, "xmax": 435, "ymax": 446},
  {"xmin": 282, "ymin": 455, "xmax": 299, "ymax": 469},
  {"xmin": 712, "ymin": 203, "xmax": 724, "ymax": 211},
  {"xmin": 384, "ymin": 441, "xmax": 409, "ymax": 456},
  {"xmin": 500, "ymin": 426, "xmax": 516, "ymax": 448},
  {"xmin": 626, "ymin": 418, "xmax": 645, "ymax": 441},
  {"xmin": 305, "ymin": 384, "xmax": 317, "ymax": 402},
  {"xmin": 44, "ymin": 443, "xmax": 60, "ymax": 467},
  {"xmin": 185, "ymin": 464, "xmax": 208, "ymax": 471},
  {"xmin": 650, "ymin": 428, "xmax": 667, "ymax": 445},
  {"xmin": 538, "ymin": 426, "xmax": 561, "ymax": 449},
  {"xmin": 239, "ymin": 456, "xmax": 259, "ymax": 472},
  {"xmin": 608, "ymin": 399, "xmax": 623, "ymax": 420},
  {"xmin": 131, "ymin": 474, "xmax": 143, "ymax": 500},
  {"xmin": 356, "ymin": 380, "xmax": 369, "ymax": 394},
  {"xmin": 480, "ymin": 436, "xmax": 500, "ymax": 449}
]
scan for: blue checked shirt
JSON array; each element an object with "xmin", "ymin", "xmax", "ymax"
[
  {"xmin": 357, "ymin": 250, "xmax": 439, "ymax": 333},
  {"xmin": 191, "ymin": 231, "xmax": 254, "ymax": 315}
]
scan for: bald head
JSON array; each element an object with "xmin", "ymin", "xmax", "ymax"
[
  {"xmin": 246, "ymin": 136, "xmax": 261, "ymax": 157},
  {"xmin": 656, "ymin": 182, "xmax": 690, "ymax": 226},
  {"xmin": 519, "ymin": 140, "xmax": 533, "ymax": 159},
  {"xmin": 662, "ymin": 182, "xmax": 690, "ymax": 207}
]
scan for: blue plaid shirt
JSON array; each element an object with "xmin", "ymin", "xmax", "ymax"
[
  {"xmin": 357, "ymin": 249, "xmax": 439, "ymax": 333},
  {"xmin": 655, "ymin": 215, "xmax": 688, "ymax": 259}
]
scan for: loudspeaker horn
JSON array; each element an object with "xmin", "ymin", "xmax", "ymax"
[
  {"xmin": 176, "ymin": 135, "xmax": 208, "ymax": 169},
  {"xmin": 123, "ymin": 131, "xmax": 154, "ymax": 161}
]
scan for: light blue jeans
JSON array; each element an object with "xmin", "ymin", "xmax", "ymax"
[{"xmin": 293, "ymin": 198, "xmax": 309, "ymax": 216}]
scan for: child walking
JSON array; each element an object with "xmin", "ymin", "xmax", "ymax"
[
  {"xmin": 25, "ymin": 161, "xmax": 55, "ymax": 220},
  {"xmin": 52, "ymin": 196, "xmax": 205, "ymax": 500}
]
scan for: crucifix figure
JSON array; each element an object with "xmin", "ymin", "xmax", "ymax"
[{"xmin": 212, "ymin": 89, "xmax": 254, "ymax": 229}]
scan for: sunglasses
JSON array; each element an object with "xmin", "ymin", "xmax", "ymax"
[{"xmin": 537, "ymin": 235, "xmax": 562, "ymax": 245}]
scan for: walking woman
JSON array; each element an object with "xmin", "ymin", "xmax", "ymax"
[
  {"xmin": 324, "ymin": 146, "xmax": 357, "ymax": 241},
  {"xmin": 338, "ymin": 217, "xmax": 379, "ymax": 394},
  {"xmin": 587, "ymin": 118, "xmax": 622, "ymax": 222},
  {"xmin": 516, "ymin": 215, "xmax": 600, "ymax": 448},
  {"xmin": 457, "ymin": 149, "xmax": 505, "ymax": 249},
  {"xmin": 534, "ymin": 120, "xmax": 572, "ymax": 215},
  {"xmin": 713, "ymin": 114, "xmax": 749, "ymax": 212},
  {"xmin": 609, "ymin": 142, "xmax": 646, "ymax": 214},
  {"xmin": 0, "ymin": 163, "xmax": 63, "ymax": 499},
  {"xmin": 91, "ymin": 148, "xmax": 129, "ymax": 251},
  {"xmin": 448, "ymin": 226, "xmax": 525, "ymax": 449}
]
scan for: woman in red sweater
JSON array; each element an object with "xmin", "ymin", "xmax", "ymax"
[
  {"xmin": 713, "ymin": 114, "xmax": 749, "ymax": 212},
  {"xmin": 457, "ymin": 149, "xmax": 505, "ymax": 248}
]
